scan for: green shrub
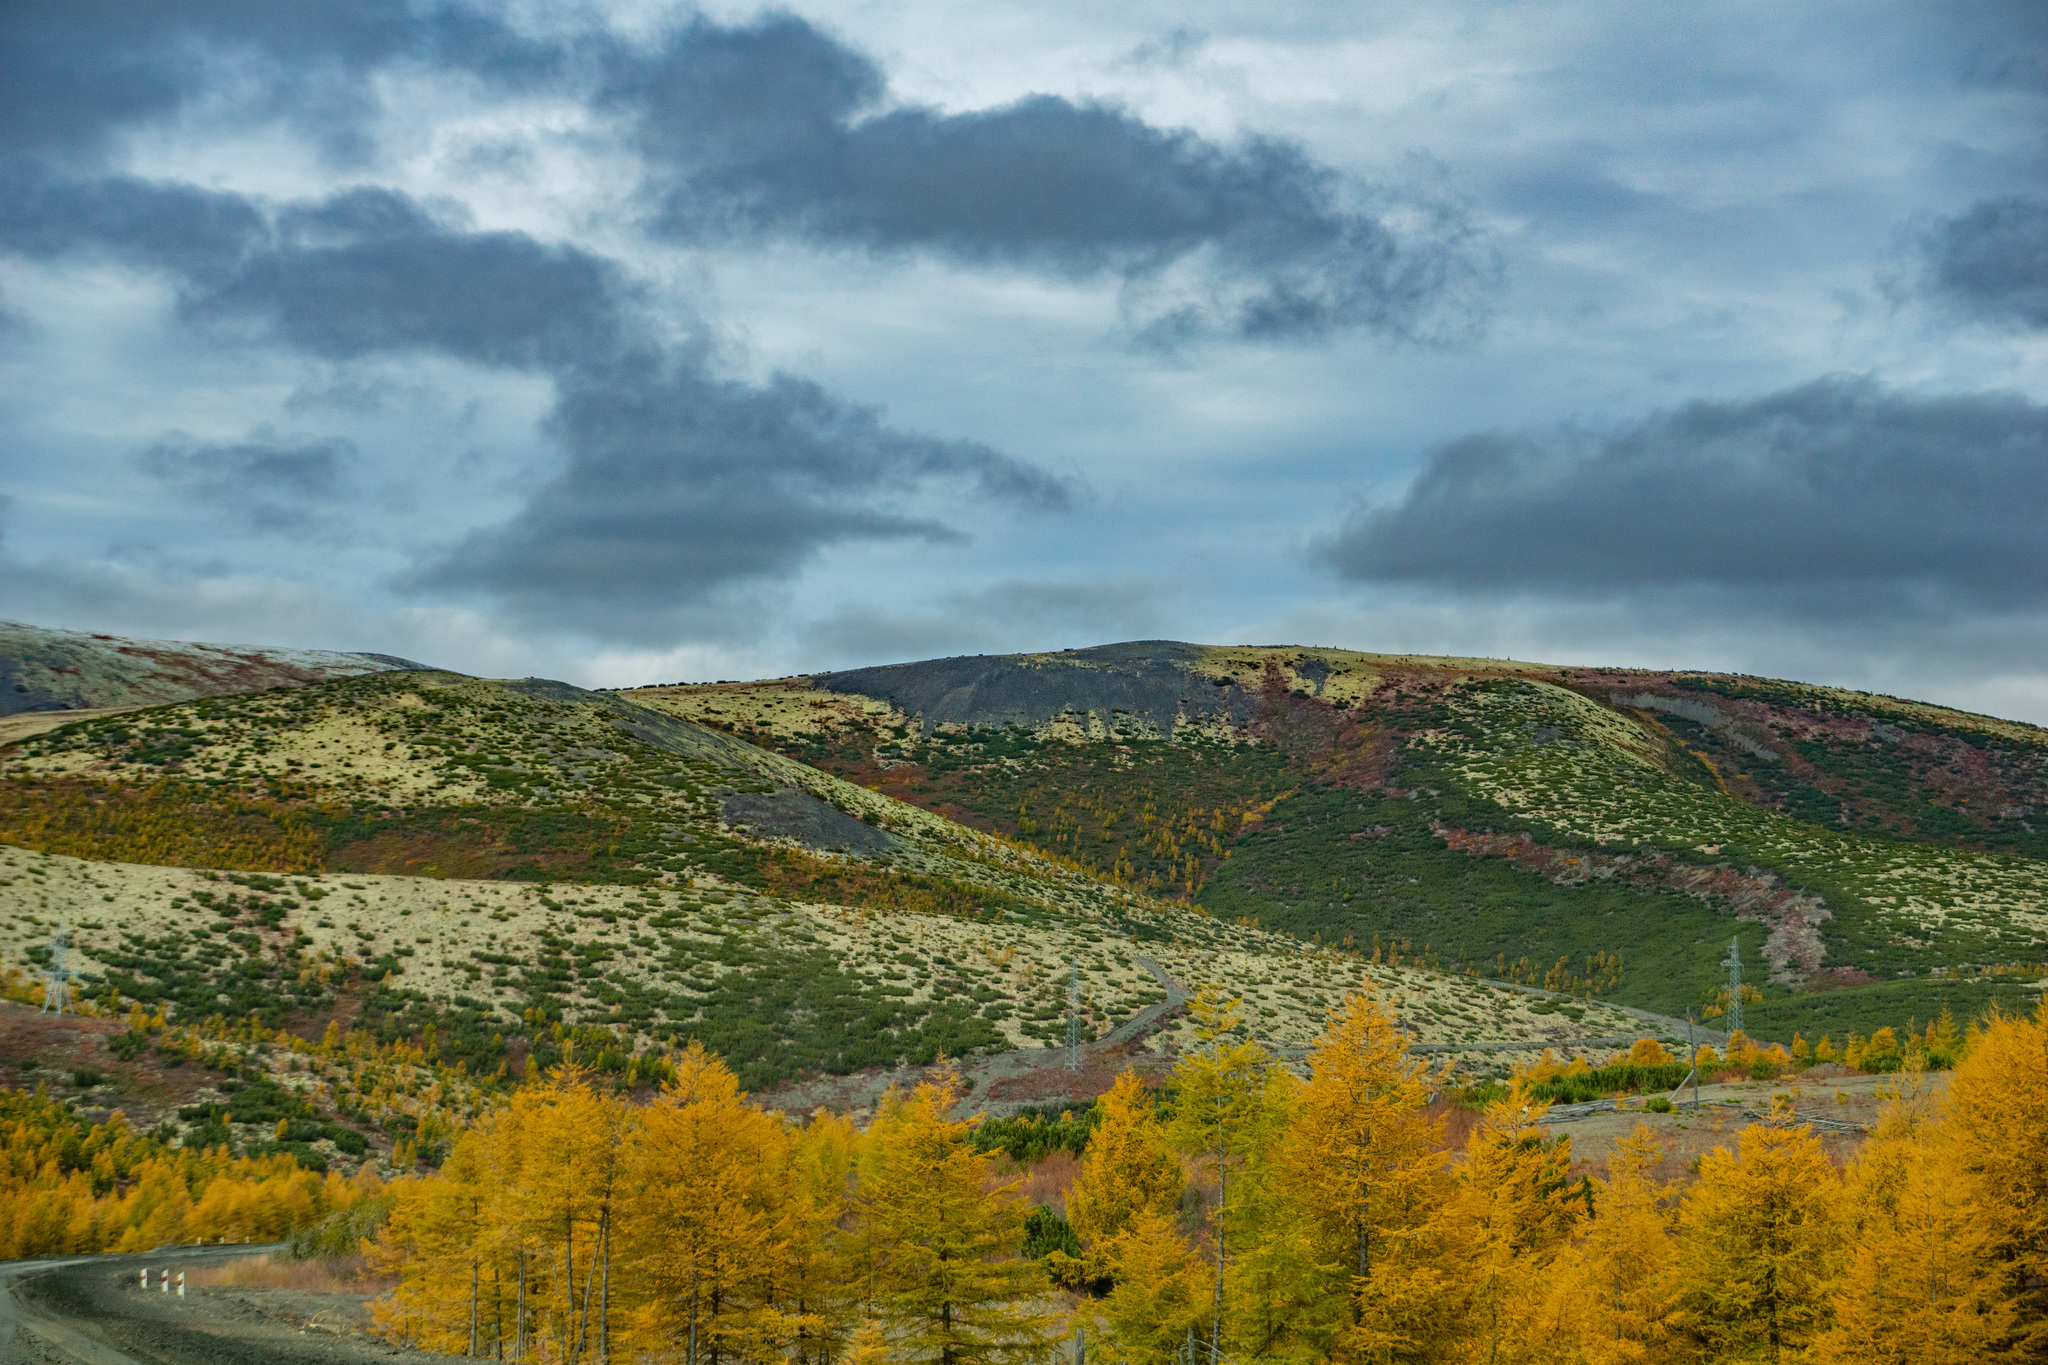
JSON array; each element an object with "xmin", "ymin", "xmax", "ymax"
[
  {"xmin": 1645, "ymin": 1096, "xmax": 1673, "ymax": 1113},
  {"xmin": 971, "ymin": 1105, "xmax": 1096, "ymax": 1162},
  {"xmin": 1021, "ymin": 1204, "xmax": 1080, "ymax": 1260},
  {"xmin": 281, "ymin": 1194, "xmax": 397, "ymax": 1262},
  {"xmin": 69, "ymin": 1068, "xmax": 103, "ymax": 1088},
  {"xmin": 1527, "ymin": 1061, "xmax": 1693, "ymax": 1105}
]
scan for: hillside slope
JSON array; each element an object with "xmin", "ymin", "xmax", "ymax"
[
  {"xmin": 0, "ymin": 665, "xmax": 1675, "ymax": 1135},
  {"xmin": 0, "ymin": 620, "xmax": 428, "ymax": 717},
  {"xmin": 624, "ymin": 643, "xmax": 2048, "ymax": 1039}
]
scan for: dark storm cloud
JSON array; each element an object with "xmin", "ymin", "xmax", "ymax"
[
  {"xmin": 605, "ymin": 15, "xmax": 1497, "ymax": 344},
  {"xmin": 0, "ymin": 0, "xmax": 559, "ymax": 164},
  {"xmin": 0, "ymin": 171, "xmax": 265, "ymax": 280},
  {"xmin": 1910, "ymin": 198, "xmax": 2048, "ymax": 330},
  {"xmin": 139, "ymin": 430, "xmax": 353, "ymax": 531},
  {"xmin": 6, "ymin": 3, "xmax": 1496, "ymax": 347},
  {"xmin": 1320, "ymin": 377, "xmax": 2048, "ymax": 611},
  {"xmin": 408, "ymin": 360, "xmax": 1067, "ymax": 643},
  {"xmin": 0, "ymin": 172, "xmax": 1070, "ymax": 637}
]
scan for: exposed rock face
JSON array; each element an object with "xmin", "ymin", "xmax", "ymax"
[
  {"xmin": 1611, "ymin": 690, "xmax": 1780, "ymax": 762},
  {"xmin": 718, "ymin": 788, "xmax": 901, "ymax": 855},
  {"xmin": 0, "ymin": 620, "xmax": 430, "ymax": 716},
  {"xmin": 817, "ymin": 641, "xmax": 1260, "ymax": 737}
]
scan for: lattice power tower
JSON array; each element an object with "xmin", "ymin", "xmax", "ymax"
[
  {"xmin": 1067, "ymin": 962, "xmax": 1082, "ymax": 1070},
  {"xmin": 1723, "ymin": 936, "xmax": 1743, "ymax": 1036}
]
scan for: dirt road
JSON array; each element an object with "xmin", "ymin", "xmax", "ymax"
[{"xmin": 0, "ymin": 1246, "xmax": 439, "ymax": 1365}]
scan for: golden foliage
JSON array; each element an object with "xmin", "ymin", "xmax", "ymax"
[
  {"xmin": 0, "ymin": 777, "xmax": 324, "ymax": 871},
  {"xmin": 362, "ymin": 996, "xmax": 2048, "ymax": 1365}
]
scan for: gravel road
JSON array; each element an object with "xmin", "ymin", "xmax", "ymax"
[{"xmin": 0, "ymin": 1247, "xmax": 443, "ymax": 1365}]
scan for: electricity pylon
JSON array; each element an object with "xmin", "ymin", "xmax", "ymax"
[
  {"xmin": 1723, "ymin": 936, "xmax": 1743, "ymax": 1035},
  {"xmin": 38, "ymin": 923, "xmax": 73, "ymax": 1016},
  {"xmin": 1067, "ymin": 962, "xmax": 1081, "ymax": 1070}
]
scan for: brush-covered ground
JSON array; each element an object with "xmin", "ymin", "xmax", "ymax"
[
  {"xmin": 0, "ymin": 663, "xmax": 1675, "ymax": 1162},
  {"xmin": 624, "ymin": 641, "xmax": 2048, "ymax": 1042}
]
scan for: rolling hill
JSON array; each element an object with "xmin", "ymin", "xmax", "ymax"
[
  {"xmin": 621, "ymin": 642, "xmax": 2048, "ymax": 1041},
  {"xmin": 0, "ymin": 648, "xmax": 1673, "ymax": 1164},
  {"xmin": 0, "ymin": 619, "xmax": 428, "ymax": 718}
]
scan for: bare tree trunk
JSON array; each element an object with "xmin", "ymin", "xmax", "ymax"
[
  {"xmin": 1213, "ymin": 1097, "xmax": 1226, "ymax": 1364},
  {"xmin": 470, "ymin": 1257, "xmax": 480, "ymax": 1357},
  {"xmin": 515, "ymin": 1249, "xmax": 526, "ymax": 1363},
  {"xmin": 572, "ymin": 1222, "xmax": 601, "ymax": 1363},
  {"xmin": 598, "ymin": 1210, "xmax": 611, "ymax": 1365},
  {"xmin": 688, "ymin": 1269, "xmax": 700, "ymax": 1365}
]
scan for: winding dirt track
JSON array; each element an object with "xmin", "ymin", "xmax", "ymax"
[{"xmin": 0, "ymin": 1247, "xmax": 439, "ymax": 1365}]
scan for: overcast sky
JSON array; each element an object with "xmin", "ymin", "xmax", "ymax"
[{"xmin": 3, "ymin": 1, "xmax": 2045, "ymax": 719}]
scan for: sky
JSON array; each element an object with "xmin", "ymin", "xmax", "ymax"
[{"xmin": 2, "ymin": 1, "xmax": 2045, "ymax": 720}]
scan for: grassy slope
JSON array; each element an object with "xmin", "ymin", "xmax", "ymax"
[
  {"xmin": 624, "ymin": 644, "xmax": 2048, "ymax": 1041},
  {"xmin": 0, "ymin": 671, "xmax": 1661, "ymax": 1136}
]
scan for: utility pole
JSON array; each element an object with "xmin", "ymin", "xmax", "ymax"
[
  {"xmin": 1723, "ymin": 936, "xmax": 1743, "ymax": 1036},
  {"xmin": 1067, "ymin": 962, "xmax": 1081, "ymax": 1070}
]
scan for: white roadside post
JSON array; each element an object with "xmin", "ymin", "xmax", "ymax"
[
  {"xmin": 139, "ymin": 1267, "xmax": 148, "ymax": 1289},
  {"xmin": 177, "ymin": 1271, "xmax": 185, "ymax": 1299},
  {"xmin": 160, "ymin": 1270, "xmax": 168, "ymax": 1293}
]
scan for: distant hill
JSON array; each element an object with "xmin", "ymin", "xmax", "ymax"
[
  {"xmin": 0, "ymin": 620, "xmax": 429, "ymax": 717},
  {"xmin": 623, "ymin": 642, "xmax": 2048, "ymax": 1041}
]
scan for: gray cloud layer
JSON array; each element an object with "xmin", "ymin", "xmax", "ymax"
[
  {"xmin": 0, "ymin": 0, "xmax": 556, "ymax": 164},
  {"xmin": 606, "ymin": 15, "xmax": 1497, "ymax": 344},
  {"xmin": 1913, "ymin": 198, "xmax": 2048, "ymax": 329},
  {"xmin": 1321, "ymin": 377, "xmax": 2048, "ymax": 612},
  {"xmin": 139, "ymin": 430, "xmax": 353, "ymax": 531},
  {"xmin": 5, "ymin": 4, "xmax": 1493, "ymax": 348},
  {"xmin": 0, "ymin": 171, "xmax": 1068, "ymax": 640}
]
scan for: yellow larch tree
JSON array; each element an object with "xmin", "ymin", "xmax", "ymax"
[
  {"xmin": 621, "ymin": 1040, "xmax": 787, "ymax": 1365},
  {"xmin": 1671, "ymin": 1122, "xmax": 1842, "ymax": 1363},
  {"xmin": 1543, "ymin": 1122, "xmax": 1676, "ymax": 1365},
  {"xmin": 1450, "ymin": 1084, "xmax": 1591, "ymax": 1365},
  {"xmin": 1099, "ymin": 1209, "xmax": 1214, "ymax": 1365},
  {"xmin": 370, "ymin": 1121, "xmax": 504, "ymax": 1354},
  {"xmin": 1625, "ymin": 1038, "xmax": 1674, "ymax": 1066},
  {"xmin": 1938, "ymin": 1001, "xmax": 2048, "ymax": 1351},
  {"xmin": 852, "ymin": 1071, "xmax": 1051, "ymax": 1365},
  {"xmin": 1268, "ymin": 989, "xmax": 1451, "ymax": 1365},
  {"xmin": 1065, "ymin": 1068, "xmax": 1184, "ymax": 1282},
  {"xmin": 761, "ymin": 1108, "xmax": 861, "ymax": 1365},
  {"xmin": 1164, "ymin": 985, "xmax": 1297, "ymax": 1362},
  {"xmin": 484, "ymin": 1065, "xmax": 636, "ymax": 1364},
  {"xmin": 1817, "ymin": 1131, "xmax": 2015, "ymax": 1364}
]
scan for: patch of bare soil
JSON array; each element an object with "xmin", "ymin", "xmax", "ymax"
[
  {"xmin": 0, "ymin": 1000, "xmax": 216, "ymax": 1133},
  {"xmin": 1549, "ymin": 1069, "xmax": 1940, "ymax": 1185}
]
